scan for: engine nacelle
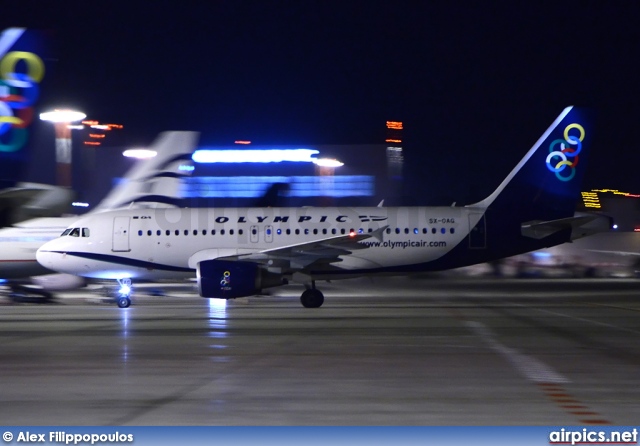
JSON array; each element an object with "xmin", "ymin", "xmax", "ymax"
[{"xmin": 197, "ymin": 260, "xmax": 285, "ymax": 299}]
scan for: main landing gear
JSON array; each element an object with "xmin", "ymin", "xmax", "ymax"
[
  {"xmin": 300, "ymin": 281, "xmax": 324, "ymax": 308},
  {"xmin": 116, "ymin": 278, "xmax": 132, "ymax": 308}
]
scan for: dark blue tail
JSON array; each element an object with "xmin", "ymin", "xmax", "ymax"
[{"xmin": 472, "ymin": 106, "xmax": 591, "ymax": 222}]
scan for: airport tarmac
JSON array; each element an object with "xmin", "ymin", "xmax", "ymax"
[{"xmin": 0, "ymin": 277, "xmax": 639, "ymax": 425}]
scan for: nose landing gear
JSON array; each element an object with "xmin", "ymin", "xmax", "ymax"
[{"xmin": 116, "ymin": 278, "xmax": 132, "ymax": 308}]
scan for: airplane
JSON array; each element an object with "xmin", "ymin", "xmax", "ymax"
[
  {"xmin": 37, "ymin": 106, "xmax": 610, "ymax": 308},
  {"xmin": 0, "ymin": 131, "xmax": 198, "ymax": 299}
]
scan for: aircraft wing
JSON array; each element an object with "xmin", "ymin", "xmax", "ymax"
[{"xmin": 219, "ymin": 226, "xmax": 387, "ymax": 269}]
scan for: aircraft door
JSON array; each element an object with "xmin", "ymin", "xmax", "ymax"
[
  {"xmin": 265, "ymin": 225, "xmax": 273, "ymax": 243},
  {"xmin": 250, "ymin": 225, "xmax": 259, "ymax": 243},
  {"xmin": 468, "ymin": 213, "xmax": 486, "ymax": 249},
  {"xmin": 112, "ymin": 216, "xmax": 131, "ymax": 252}
]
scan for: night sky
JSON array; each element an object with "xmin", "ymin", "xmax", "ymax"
[{"xmin": 3, "ymin": 1, "xmax": 640, "ymax": 205}]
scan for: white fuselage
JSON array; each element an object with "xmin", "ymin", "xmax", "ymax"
[{"xmin": 36, "ymin": 206, "xmax": 484, "ymax": 281}]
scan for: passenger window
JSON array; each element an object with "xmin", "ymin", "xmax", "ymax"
[
  {"xmin": 414, "ymin": 228, "xmax": 418, "ymax": 235},
  {"xmin": 147, "ymin": 230, "xmax": 152, "ymax": 236},
  {"xmin": 166, "ymin": 230, "xmax": 170, "ymax": 236},
  {"xmin": 230, "ymin": 229, "xmax": 234, "ymax": 235},
  {"xmin": 277, "ymin": 229, "xmax": 282, "ymax": 235},
  {"xmin": 184, "ymin": 230, "xmax": 188, "ymax": 236},
  {"xmin": 341, "ymin": 228, "xmax": 346, "ymax": 235},
  {"xmin": 157, "ymin": 230, "xmax": 161, "ymax": 236},
  {"xmin": 395, "ymin": 228, "xmax": 400, "ymax": 234},
  {"xmin": 313, "ymin": 229, "xmax": 318, "ymax": 235},
  {"xmin": 404, "ymin": 228, "xmax": 409, "ymax": 234},
  {"xmin": 358, "ymin": 228, "xmax": 363, "ymax": 234},
  {"xmin": 441, "ymin": 228, "xmax": 446, "ymax": 234},
  {"xmin": 265, "ymin": 228, "xmax": 270, "ymax": 235},
  {"xmin": 386, "ymin": 228, "xmax": 390, "ymax": 234},
  {"xmin": 203, "ymin": 229, "xmax": 207, "ymax": 235},
  {"xmin": 304, "ymin": 229, "xmax": 309, "ymax": 235},
  {"xmin": 423, "ymin": 228, "xmax": 427, "ymax": 234},
  {"xmin": 332, "ymin": 228, "xmax": 337, "ymax": 235},
  {"xmin": 286, "ymin": 229, "xmax": 291, "ymax": 235},
  {"xmin": 252, "ymin": 228, "xmax": 257, "ymax": 235},
  {"xmin": 138, "ymin": 230, "xmax": 143, "ymax": 236},
  {"xmin": 432, "ymin": 228, "xmax": 436, "ymax": 234},
  {"xmin": 221, "ymin": 229, "xmax": 225, "ymax": 235},
  {"xmin": 295, "ymin": 229, "xmax": 300, "ymax": 235},
  {"xmin": 450, "ymin": 228, "xmax": 455, "ymax": 234},
  {"xmin": 239, "ymin": 229, "xmax": 243, "ymax": 235},
  {"xmin": 175, "ymin": 229, "xmax": 179, "ymax": 236},
  {"xmin": 193, "ymin": 230, "xmax": 198, "ymax": 236},
  {"xmin": 212, "ymin": 229, "xmax": 216, "ymax": 235}
]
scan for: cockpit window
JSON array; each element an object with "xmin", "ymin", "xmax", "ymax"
[
  {"xmin": 82, "ymin": 228, "xmax": 90, "ymax": 237},
  {"xmin": 61, "ymin": 229, "xmax": 72, "ymax": 236},
  {"xmin": 69, "ymin": 228, "xmax": 80, "ymax": 237}
]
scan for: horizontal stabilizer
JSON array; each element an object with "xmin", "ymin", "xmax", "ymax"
[{"xmin": 521, "ymin": 213, "xmax": 612, "ymax": 240}]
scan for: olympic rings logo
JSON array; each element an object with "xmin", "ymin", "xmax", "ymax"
[
  {"xmin": 0, "ymin": 31, "xmax": 45, "ymax": 152},
  {"xmin": 545, "ymin": 123, "xmax": 585, "ymax": 182},
  {"xmin": 220, "ymin": 270, "xmax": 231, "ymax": 289}
]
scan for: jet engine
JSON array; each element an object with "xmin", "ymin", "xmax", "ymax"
[{"xmin": 197, "ymin": 260, "xmax": 285, "ymax": 299}]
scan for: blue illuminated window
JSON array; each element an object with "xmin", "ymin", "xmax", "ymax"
[
  {"xmin": 277, "ymin": 229, "xmax": 282, "ymax": 235},
  {"xmin": 181, "ymin": 175, "xmax": 375, "ymax": 198},
  {"xmin": 441, "ymin": 228, "xmax": 446, "ymax": 234},
  {"xmin": 413, "ymin": 228, "xmax": 418, "ymax": 234},
  {"xmin": 138, "ymin": 230, "xmax": 142, "ymax": 236}
]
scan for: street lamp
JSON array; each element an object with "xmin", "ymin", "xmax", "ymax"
[{"xmin": 39, "ymin": 109, "xmax": 86, "ymax": 187}]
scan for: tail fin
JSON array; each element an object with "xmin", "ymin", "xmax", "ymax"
[
  {"xmin": 92, "ymin": 131, "xmax": 199, "ymax": 212},
  {"xmin": 470, "ymin": 106, "xmax": 591, "ymax": 221}
]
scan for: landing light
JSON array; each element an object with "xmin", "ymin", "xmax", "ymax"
[
  {"xmin": 613, "ymin": 224, "xmax": 618, "ymax": 230},
  {"xmin": 119, "ymin": 285, "xmax": 131, "ymax": 296},
  {"xmin": 123, "ymin": 149, "xmax": 157, "ymax": 159},
  {"xmin": 314, "ymin": 158, "xmax": 344, "ymax": 168}
]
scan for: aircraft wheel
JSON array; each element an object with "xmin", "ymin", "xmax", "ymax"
[
  {"xmin": 117, "ymin": 296, "xmax": 131, "ymax": 308},
  {"xmin": 300, "ymin": 288, "xmax": 324, "ymax": 308}
]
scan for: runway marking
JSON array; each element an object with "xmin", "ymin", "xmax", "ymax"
[
  {"xmin": 465, "ymin": 320, "xmax": 569, "ymax": 383},
  {"xmin": 537, "ymin": 383, "xmax": 612, "ymax": 425},
  {"xmin": 462, "ymin": 319, "xmax": 612, "ymax": 425}
]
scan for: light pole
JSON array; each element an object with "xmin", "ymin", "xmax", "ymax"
[{"xmin": 39, "ymin": 109, "xmax": 86, "ymax": 187}]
